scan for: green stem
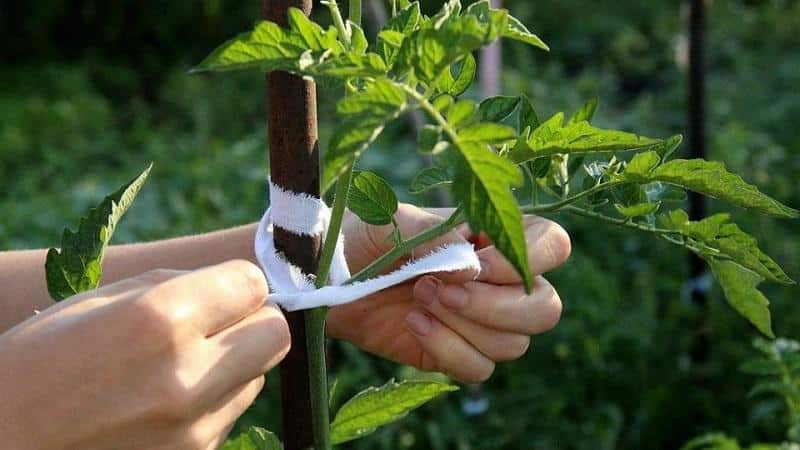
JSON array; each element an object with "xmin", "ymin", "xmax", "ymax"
[
  {"xmin": 324, "ymin": 0, "xmax": 351, "ymax": 48},
  {"xmin": 525, "ymin": 181, "xmax": 621, "ymax": 213},
  {"xmin": 555, "ymin": 204, "xmax": 720, "ymax": 255},
  {"xmin": 305, "ymin": 171, "xmax": 353, "ymax": 450},
  {"xmin": 349, "ymin": 0, "xmax": 362, "ymax": 26},
  {"xmin": 346, "ymin": 206, "xmax": 466, "ymax": 284}
]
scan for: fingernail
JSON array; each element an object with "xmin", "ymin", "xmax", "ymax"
[
  {"xmin": 415, "ymin": 276, "xmax": 440, "ymax": 306},
  {"xmin": 440, "ymin": 284, "xmax": 468, "ymax": 309},
  {"xmin": 406, "ymin": 311, "xmax": 432, "ymax": 336}
]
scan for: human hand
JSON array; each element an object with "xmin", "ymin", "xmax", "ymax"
[
  {"xmin": 328, "ymin": 204, "xmax": 571, "ymax": 383},
  {"xmin": 0, "ymin": 260, "xmax": 289, "ymax": 450}
]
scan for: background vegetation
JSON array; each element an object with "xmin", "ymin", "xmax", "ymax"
[{"xmin": 2, "ymin": 0, "xmax": 798, "ymax": 448}]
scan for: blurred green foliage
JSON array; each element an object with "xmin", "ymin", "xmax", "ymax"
[{"xmin": 1, "ymin": 0, "xmax": 798, "ymax": 448}]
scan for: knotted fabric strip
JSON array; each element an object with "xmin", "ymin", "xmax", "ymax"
[{"xmin": 255, "ymin": 181, "xmax": 481, "ymax": 311}]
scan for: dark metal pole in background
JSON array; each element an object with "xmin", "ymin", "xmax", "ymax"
[
  {"xmin": 263, "ymin": 1, "xmax": 320, "ymax": 449},
  {"xmin": 688, "ymin": 0, "xmax": 709, "ymax": 364}
]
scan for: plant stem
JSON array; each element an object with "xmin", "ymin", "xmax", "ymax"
[
  {"xmin": 349, "ymin": 0, "xmax": 362, "ymax": 26},
  {"xmin": 346, "ymin": 206, "xmax": 466, "ymax": 283},
  {"xmin": 304, "ymin": 167, "xmax": 353, "ymax": 450},
  {"xmin": 525, "ymin": 181, "xmax": 621, "ymax": 213},
  {"xmin": 325, "ymin": 0, "xmax": 351, "ymax": 47}
]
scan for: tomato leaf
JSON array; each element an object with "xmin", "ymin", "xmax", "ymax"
[
  {"xmin": 459, "ymin": 122, "xmax": 516, "ymax": 143},
  {"xmin": 706, "ymin": 258, "xmax": 775, "ymax": 338},
  {"xmin": 410, "ymin": 167, "xmax": 453, "ymax": 194},
  {"xmin": 625, "ymin": 158, "xmax": 799, "ymax": 218},
  {"xmin": 330, "ymin": 379, "xmax": 458, "ymax": 445},
  {"xmin": 323, "ymin": 78, "xmax": 407, "ymax": 193},
  {"xmin": 348, "ymin": 171, "xmax": 399, "ymax": 226},
  {"xmin": 478, "ymin": 95, "xmax": 521, "ymax": 123},
  {"xmin": 452, "ymin": 141, "xmax": 532, "ymax": 292},
  {"xmin": 510, "ymin": 113, "xmax": 663, "ymax": 162},
  {"xmin": 46, "ymin": 165, "xmax": 151, "ymax": 301},
  {"xmin": 659, "ymin": 210, "xmax": 793, "ymax": 284},
  {"xmin": 615, "ymin": 202, "xmax": 661, "ymax": 218}
]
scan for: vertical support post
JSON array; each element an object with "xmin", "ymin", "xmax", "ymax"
[
  {"xmin": 263, "ymin": 1, "xmax": 320, "ymax": 449},
  {"xmin": 688, "ymin": 0, "xmax": 709, "ymax": 363},
  {"xmin": 479, "ymin": 0, "xmax": 503, "ymax": 98}
]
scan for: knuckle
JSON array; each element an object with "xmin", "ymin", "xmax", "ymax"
[
  {"xmin": 120, "ymin": 296, "xmax": 180, "ymax": 346},
  {"xmin": 178, "ymin": 427, "xmax": 209, "ymax": 450}
]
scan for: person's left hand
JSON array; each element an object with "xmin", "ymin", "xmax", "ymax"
[{"xmin": 327, "ymin": 204, "xmax": 571, "ymax": 383}]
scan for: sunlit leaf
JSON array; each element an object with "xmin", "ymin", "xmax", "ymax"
[
  {"xmin": 453, "ymin": 141, "xmax": 531, "ymax": 291},
  {"xmin": 510, "ymin": 113, "xmax": 662, "ymax": 162},
  {"xmin": 348, "ymin": 171, "xmax": 399, "ymax": 226},
  {"xmin": 330, "ymin": 380, "xmax": 458, "ymax": 445},
  {"xmin": 46, "ymin": 165, "xmax": 151, "ymax": 301},
  {"xmin": 323, "ymin": 78, "xmax": 407, "ymax": 192},
  {"xmin": 626, "ymin": 158, "xmax": 799, "ymax": 218},
  {"xmin": 615, "ymin": 202, "xmax": 660, "ymax": 218}
]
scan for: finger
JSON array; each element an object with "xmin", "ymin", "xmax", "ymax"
[
  {"xmin": 202, "ymin": 305, "xmax": 290, "ymax": 398},
  {"xmin": 405, "ymin": 309, "xmax": 495, "ymax": 383},
  {"xmin": 139, "ymin": 260, "xmax": 268, "ymax": 337},
  {"xmin": 476, "ymin": 216, "xmax": 571, "ymax": 284},
  {"xmin": 192, "ymin": 376, "xmax": 265, "ymax": 449},
  {"xmin": 413, "ymin": 275, "xmax": 562, "ymax": 335},
  {"xmin": 347, "ymin": 204, "xmax": 478, "ymax": 284},
  {"xmin": 415, "ymin": 294, "xmax": 531, "ymax": 362}
]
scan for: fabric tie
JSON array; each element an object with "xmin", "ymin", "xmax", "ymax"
[{"xmin": 254, "ymin": 181, "xmax": 481, "ymax": 311}]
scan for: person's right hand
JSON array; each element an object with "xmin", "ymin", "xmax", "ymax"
[{"xmin": 0, "ymin": 260, "xmax": 289, "ymax": 450}]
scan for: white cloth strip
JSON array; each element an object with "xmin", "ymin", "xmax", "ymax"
[
  {"xmin": 269, "ymin": 181, "xmax": 329, "ymax": 236},
  {"xmin": 268, "ymin": 243, "xmax": 480, "ymax": 311},
  {"xmin": 254, "ymin": 181, "xmax": 481, "ymax": 312}
]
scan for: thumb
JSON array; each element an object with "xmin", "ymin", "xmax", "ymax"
[{"xmin": 344, "ymin": 204, "xmax": 478, "ymax": 283}]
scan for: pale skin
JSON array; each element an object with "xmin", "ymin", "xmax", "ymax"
[{"xmin": 0, "ymin": 204, "xmax": 570, "ymax": 449}]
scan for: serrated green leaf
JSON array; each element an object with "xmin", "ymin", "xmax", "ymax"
[
  {"xmin": 624, "ymin": 158, "xmax": 799, "ymax": 218},
  {"xmin": 458, "ymin": 122, "xmax": 516, "ymax": 143},
  {"xmin": 463, "ymin": 0, "xmax": 546, "ymax": 51},
  {"xmin": 659, "ymin": 210, "xmax": 793, "ymax": 284},
  {"xmin": 707, "ymin": 258, "xmax": 774, "ymax": 338},
  {"xmin": 46, "ymin": 165, "xmax": 151, "ymax": 301},
  {"xmin": 568, "ymin": 98, "xmax": 598, "ymax": 124},
  {"xmin": 348, "ymin": 171, "xmax": 399, "ymax": 226},
  {"xmin": 395, "ymin": 3, "xmax": 508, "ymax": 83},
  {"xmin": 478, "ymin": 95, "xmax": 521, "ymax": 123},
  {"xmin": 410, "ymin": 167, "xmax": 452, "ymax": 194},
  {"xmin": 222, "ymin": 427, "xmax": 282, "ymax": 450},
  {"xmin": 452, "ymin": 141, "xmax": 532, "ymax": 291},
  {"xmin": 615, "ymin": 201, "xmax": 661, "ymax": 218},
  {"xmin": 509, "ymin": 113, "xmax": 663, "ymax": 162},
  {"xmin": 418, "ymin": 125, "xmax": 441, "ymax": 154},
  {"xmin": 323, "ymin": 78, "xmax": 407, "ymax": 193},
  {"xmin": 193, "ymin": 10, "xmax": 386, "ymax": 78},
  {"xmin": 330, "ymin": 380, "xmax": 458, "ymax": 445}
]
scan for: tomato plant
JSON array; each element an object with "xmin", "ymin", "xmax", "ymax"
[{"xmin": 45, "ymin": 0, "xmax": 797, "ymax": 449}]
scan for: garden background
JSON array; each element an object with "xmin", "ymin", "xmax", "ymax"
[{"xmin": 2, "ymin": 0, "xmax": 799, "ymax": 448}]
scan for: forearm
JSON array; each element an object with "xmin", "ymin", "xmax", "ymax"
[{"xmin": 0, "ymin": 223, "xmax": 257, "ymax": 333}]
